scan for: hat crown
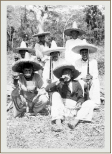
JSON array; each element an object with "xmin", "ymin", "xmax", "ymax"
[
  {"xmin": 72, "ymin": 21, "xmax": 78, "ymax": 29},
  {"xmin": 51, "ymin": 40, "xmax": 58, "ymax": 48},
  {"xmin": 24, "ymin": 52, "xmax": 31, "ymax": 60},
  {"xmin": 82, "ymin": 39, "xmax": 88, "ymax": 44},
  {"xmin": 38, "ymin": 25, "xmax": 44, "ymax": 34},
  {"xmin": 20, "ymin": 41, "xmax": 27, "ymax": 48}
]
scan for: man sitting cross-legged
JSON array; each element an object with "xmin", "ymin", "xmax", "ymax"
[{"xmin": 46, "ymin": 62, "xmax": 95, "ymax": 132}]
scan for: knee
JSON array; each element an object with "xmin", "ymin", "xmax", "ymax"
[
  {"xmin": 11, "ymin": 88, "xmax": 19, "ymax": 97},
  {"xmin": 82, "ymin": 100, "xmax": 95, "ymax": 108},
  {"xmin": 52, "ymin": 92, "xmax": 61, "ymax": 99},
  {"xmin": 39, "ymin": 95, "xmax": 48, "ymax": 104}
]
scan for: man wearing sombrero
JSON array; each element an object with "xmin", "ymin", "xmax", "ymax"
[
  {"xmin": 72, "ymin": 39, "xmax": 101, "ymax": 108},
  {"xmin": 13, "ymin": 41, "xmax": 36, "ymax": 59},
  {"xmin": 33, "ymin": 25, "xmax": 52, "ymax": 62},
  {"xmin": 43, "ymin": 42, "xmax": 65, "ymax": 87},
  {"xmin": 64, "ymin": 21, "xmax": 85, "ymax": 63},
  {"xmin": 11, "ymin": 53, "xmax": 48, "ymax": 118},
  {"xmin": 46, "ymin": 62, "xmax": 95, "ymax": 131}
]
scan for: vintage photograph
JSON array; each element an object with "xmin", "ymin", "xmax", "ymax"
[{"xmin": 6, "ymin": 4, "xmax": 105, "ymax": 149}]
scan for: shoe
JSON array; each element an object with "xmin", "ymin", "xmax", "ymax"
[
  {"xmin": 68, "ymin": 119, "xmax": 79, "ymax": 129},
  {"xmin": 51, "ymin": 124, "xmax": 63, "ymax": 132},
  {"xmin": 51, "ymin": 119, "xmax": 63, "ymax": 132}
]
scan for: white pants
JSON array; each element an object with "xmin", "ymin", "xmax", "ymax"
[
  {"xmin": 51, "ymin": 92, "xmax": 95, "ymax": 122},
  {"xmin": 78, "ymin": 79, "xmax": 101, "ymax": 107}
]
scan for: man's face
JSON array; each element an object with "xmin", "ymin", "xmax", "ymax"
[
  {"xmin": 51, "ymin": 52, "xmax": 59, "ymax": 61},
  {"xmin": 71, "ymin": 31, "xmax": 79, "ymax": 39},
  {"xmin": 38, "ymin": 35, "xmax": 45, "ymax": 43},
  {"xmin": 19, "ymin": 50, "xmax": 27, "ymax": 58},
  {"xmin": 80, "ymin": 49, "xmax": 88, "ymax": 61},
  {"xmin": 23, "ymin": 67, "xmax": 33, "ymax": 78},
  {"xmin": 45, "ymin": 34, "xmax": 51, "ymax": 43},
  {"xmin": 61, "ymin": 69, "xmax": 73, "ymax": 82}
]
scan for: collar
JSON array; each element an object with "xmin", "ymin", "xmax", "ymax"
[{"xmin": 81, "ymin": 59, "xmax": 88, "ymax": 63}]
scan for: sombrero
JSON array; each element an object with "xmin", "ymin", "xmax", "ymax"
[
  {"xmin": 64, "ymin": 21, "xmax": 85, "ymax": 36},
  {"xmin": 12, "ymin": 52, "xmax": 42, "ymax": 73},
  {"xmin": 43, "ymin": 40, "xmax": 65, "ymax": 56},
  {"xmin": 32, "ymin": 25, "xmax": 50, "ymax": 37},
  {"xmin": 53, "ymin": 62, "xmax": 81, "ymax": 79},
  {"xmin": 13, "ymin": 41, "xmax": 36, "ymax": 55},
  {"xmin": 72, "ymin": 39, "xmax": 97, "ymax": 54}
]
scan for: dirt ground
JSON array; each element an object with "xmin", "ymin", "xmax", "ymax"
[{"xmin": 7, "ymin": 52, "xmax": 105, "ymax": 149}]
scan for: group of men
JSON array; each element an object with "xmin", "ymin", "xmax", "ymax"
[{"xmin": 7, "ymin": 21, "xmax": 101, "ymax": 132}]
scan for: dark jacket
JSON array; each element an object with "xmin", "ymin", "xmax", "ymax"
[{"xmin": 46, "ymin": 80, "xmax": 84, "ymax": 104}]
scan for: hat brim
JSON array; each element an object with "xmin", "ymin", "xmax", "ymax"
[
  {"xmin": 13, "ymin": 48, "xmax": 36, "ymax": 55},
  {"xmin": 12, "ymin": 59, "xmax": 42, "ymax": 73},
  {"xmin": 53, "ymin": 64, "xmax": 81, "ymax": 79},
  {"xmin": 43, "ymin": 47, "xmax": 65, "ymax": 56},
  {"xmin": 72, "ymin": 44, "xmax": 97, "ymax": 54},
  {"xmin": 64, "ymin": 28, "xmax": 85, "ymax": 36},
  {"xmin": 33, "ymin": 32, "xmax": 50, "ymax": 37}
]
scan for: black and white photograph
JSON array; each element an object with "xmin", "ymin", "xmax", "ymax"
[{"xmin": 1, "ymin": 1, "xmax": 110, "ymax": 152}]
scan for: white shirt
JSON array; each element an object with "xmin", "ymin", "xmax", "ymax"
[
  {"xmin": 43, "ymin": 58, "xmax": 63, "ymax": 87},
  {"xmin": 74, "ymin": 58, "xmax": 99, "ymax": 80}
]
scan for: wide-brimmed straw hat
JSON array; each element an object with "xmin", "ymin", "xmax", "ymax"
[
  {"xmin": 33, "ymin": 26, "xmax": 50, "ymax": 37},
  {"xmin": 13, "ymin": 41, "xmax": 36, "ymax": 55},
  {"xmin": 64, "ymin": 21, "xmax": 85, "ymax": 36},
  {"xmin": 72, "ymin": 39, "xmax": 97, "ymax": 54},
  {"xmin": 53, "ymin": 61, "xmax": 81, "ymax": 79},
  {"xmin": 12, "ymin": 52, "xmax": 42, "ymax": 73},
  {"xmin": 43, "ymin": 41, "xmax": 65, "ymax": 56}
]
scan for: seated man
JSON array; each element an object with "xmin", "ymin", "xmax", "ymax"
[
  {"xmin": 46, "ymin": 62, "xmax": 95, "ymax": 131},
  {"xmin": 72, "ymin": 39, "xmax": 101, "ymax": 108},
  {"xmin": 11, "ymin": 54, "xmax": 48, "ymax": 118}
]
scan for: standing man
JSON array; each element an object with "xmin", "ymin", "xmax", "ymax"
[
  {"xmin": 33, "ymin": 27, "xmax": 51, "ymax": 62},
  {"xmin": 13, "ymin": 41, "xmax": 36, "ymax": 59},
  {"xmin": 64, "ymin": 21, "xmax": 85, "ymax": 63},
  {"xmin": 42, "ymin": 43, "xmax": 65, "ymax": 87},
  {"xmin": 72, "ymin": 39, "xmax": 101, "ymax": 108}
]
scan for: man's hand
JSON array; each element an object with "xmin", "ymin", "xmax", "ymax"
[
  {"xmin": 81, "ymin": 74, "xmax": 93, "ymax": 83},
  {"xmin": 86, "ymin": 74, "xmax": 93, "ymax": 81},
  {"xmin": 75, "ymin": 102, "xmax": 82, "ymax": 110},
  {"xmin": 33, "ymin": 88, "xmax": 46, "ymax": 102},
  {"xmin": 47, "ymin": 79, "xmax": 52, "ymax": 84}
]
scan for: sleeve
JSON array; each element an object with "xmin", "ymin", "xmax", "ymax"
[
  {"xmin": 45, "ymin": 82, "xmax": 57, "ymax": 92},
  {"xmin": 34, "ymin": 43, "xmax": 43, "ymax": 59},
  {"xmin": 91, "ymin": 59, "xmax": 99, "ymax": 79},
  {"xmin": 76, "ymin": 81, "xmax": 84, "ymax": 104},
  {"xmin": 34, "ymin": 73, "xmax": 43, "ymax": 89},
  {"xmin": 18, "ymin": 74, "xmax": 27, "ymax": 92},
  {"xmin": 65, "ymin": 41, "xmax": 69, "ymax": 59},
  {"xmin": 42, "ymin": 61, "xmax": 50, "ymax": 87}
]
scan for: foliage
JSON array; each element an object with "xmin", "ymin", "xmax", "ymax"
[
  {"xmin": 83, "ymin": 5, "xmax": 104, "ymax": 45},
  {"xmin": 7, "ymin": 5, "xmax": 105, "ymax": 52}
]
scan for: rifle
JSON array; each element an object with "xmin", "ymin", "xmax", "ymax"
[
  {"xmin": 84, "ymin": 49, "xmax": 90, "ymax": 101},
  {"xmin": 49, "ymin": 55, "xmax": 53, "ymax": 106}
]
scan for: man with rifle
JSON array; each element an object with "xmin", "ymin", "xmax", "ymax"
[
  {"xmin": 72, "ymin": 39, "xmax": 101, "ymax": 109},
  {"xmin": 43, "ymin": 42, "xmax": 65, "ymax": 87}
]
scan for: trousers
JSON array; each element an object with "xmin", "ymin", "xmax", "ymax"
[
  {"xmin": 51, "ymin": 92, "xmax": 95, "ymax": 121},
  {"xmin": 11, "ymin": 88, "xmax": 48, "ymax": 118}
]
